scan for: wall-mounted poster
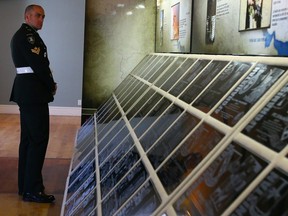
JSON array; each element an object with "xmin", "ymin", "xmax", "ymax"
[
  {"xmin": 206, "ymin": 0, "xmax": 217, "ymax": 43},
  {"xmin": 171, "ymin": 3, "xmax": 180, "ymax": 40},
  {"xmin": 156, "ymin": 0, "xmax": 193, "ymax": 53},
  {"xmin": 239, "ymin": 0, "xmax": 272, "ymax": 31},
  {"xmin": 192, "ymin": 0, "xmax": 288, "ymax": 56}
]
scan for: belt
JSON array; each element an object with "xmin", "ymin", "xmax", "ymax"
[{"xmin": 16, "ymin": 67, "xmax": 34, "ymax": 74}]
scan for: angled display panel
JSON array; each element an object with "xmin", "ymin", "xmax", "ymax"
[{"xmin": 62, "ymin": 54, "xmax": 288, "ymax": 216}]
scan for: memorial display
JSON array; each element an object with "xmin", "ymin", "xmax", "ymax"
[{"xmin": 62, "ymin": 54, "xmax": 288, "ymax": 216}]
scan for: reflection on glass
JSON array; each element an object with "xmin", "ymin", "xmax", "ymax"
[
  {"xmin": 65, "ymin": 173, "xmax": 96, "ymax": 216},
  {"xmin": 99, "ymin": 135, "xmax": 134, "ymax": 169},
  {"xmin": 130, "ymin": 54, "xmax": 154, "ymax": 76},
  {"xmin": 72, "ymin": 139, "xmax": 95, "ymax": 170},
  {"xmin": 69, "ymin": 150, "xmax": 95, "ymax": 185},
  {"xmin": 232, "ymin": 169, "xmax": 288, "ymax": 216},
  {"xmin": 69, "ymin": 187, "xmax": 97, "ymax": 216},
  {"xmin": 98, "ymin": 121, "xmax": 128, "ymax": 154},
  {"xmin": 77, "ymin": 115, "xmax": 95, "ymax": 145},
  {"xmin": 126, "ymin": 89, "xmax": 156, "ymax": 118},
  {"xmin": 179, "ymin": 60, "xmax": 229, "ymax": 104},
  {"xmin": 133, "ymin": 97, "xmax": 171, "ymax": 136},
  {"xmin": 67, "ymin": 161, "xmax": 96, "ymax": 201},
  {"xmin": 169, "ymin": 59, "xmax": 210, "ymax": 97},
  {"xmin": 147, "ymin": 57, "xmax": 177, "ymax": 83},
  {"xmin": 161, "ymin": 58, "xmax": 197, "ymax": 91},
  {"xmin": 102, "ymin": 162, "xmax": 148, "ymax": 216},
  {"xmin": 117, "ymin": 78, "xmax": 140, "ymax": 106},
  {"xmin": 154, "ymin": 57, "xmax": 186, "ymax": 87},
  {"xmin": 173, "ymin": 142, "xmax": 267, "ymax": 215},
  {"xmin": 242, "ymin": 83, "xmax": 288, "ymax": 152},
  {"xmin": 101, "ymin": 146, "xmax": 140, "ymax": 197},
  {"xmin": 192, "ymin": 61, "xmax": 252, "ymax": 113},
  {"xmin": 139, "ymin": 104, "xmax": 183, "ymax": 150},
  {"xmin": 115, "ymin": 181, "xmax": 162, "ymax": 216},
  {"xmin": 157, "ymin": 122, "xmax": 224, "ymax": 194},
  {"xmin": 147, "ymin": 112, "xmax": 200, "ymax": 168},
  {"xmin": 122, "ymin": 84, "xmax": 149, "ymax": 112},
  {"xmin": 141, "ymin": 56, "xmax": 169, "ymax": 80},
  {"xmin": 113, "ymin": 75, "xmax": 135, "ymax": 97},
  {"xmin": 212, "ymin": 64, "xmax": 286, "ymax": 126}
]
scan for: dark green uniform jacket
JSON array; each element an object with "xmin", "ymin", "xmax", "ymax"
[{"xmin": 10, "ymin": 23, "xmax": 56, "ymax": 104}]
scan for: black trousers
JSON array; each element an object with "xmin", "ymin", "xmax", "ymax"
[{"xmin": 18, "ymin": 104, "xmax": 50, "ymax": 193}]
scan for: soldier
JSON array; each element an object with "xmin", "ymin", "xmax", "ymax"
[{"xmin": 10, "ymin": 4, "xmax": 57, "ymax": 203}]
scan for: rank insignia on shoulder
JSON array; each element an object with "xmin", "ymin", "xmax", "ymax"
[
  {"xmin": 27, "ymin": 36, "xmax": 35, "ymax": 44},
  {"xmin": 31, "ymin": 47, "xmax": 41, "ymax": 55}
]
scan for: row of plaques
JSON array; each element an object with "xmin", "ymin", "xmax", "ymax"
[{"xmin": 62, "ymin": 54, "xmax": 288, "ymax": 216}]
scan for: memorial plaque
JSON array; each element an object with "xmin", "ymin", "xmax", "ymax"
[
  {"xmin": 173, "ymin": 142, "xmax": 267, "ymax": 215},
  {"xmin": 113, "ymin": 75, "xmax": 134, "ymax": 97},
  {"xmin": 99, "ymin": 138, "xmax": 134, "ymax": 179},
  {"xmin": 179, "ymin": 60, "xmax": 229, "ymax": 104},
  {"xmin": 96, "ymin": 97, "xmax": 114, "ymax": 122},
  {"xmin": 232, "ymin": 169, "xmax": 288, "ymax": 216},
  {"xmin": 72, "ymin": 139, "xmax": 95, "ymax": 170},
  {"xmin": 99, "ymin": 135, "xmax": 134, "ymax": 168},
  {"xmin": 212, "ymin": 64, "xmax": 287, "ymax": 126},
  {"xmin": 242, "ymin": 83, "xmax": 288, "ymax": 152},
  {"xmin": 169, "ymin": 59, "xmax": 210, "ymax": 97},
  {"xmin": 115, "ymin": 181, "xmax": 161, "ymax": 216},
  {"xmin": 69, "ymin": 150, "xmax": 95, "ymax": 185},
  {"xmin": 130, "ymin": 54, "xmax": 154, "ymax": 76},
  {"xmin": 117, "ymin": 79, "xmax": 141, "ymax": 106},
  {"xmin": 122, "ymin": 84, "xmax": 149, "ymax": 112},
  {"xmin": 148, "ymin": 56, "xmax": 176, "ymax": 83},
  {"xmin": 97, "ymin": 119, "xmax": 126, "ymax": 152},
  {"xmin": 139, "ymin": 104, "xmax": 183, "ymax": 150},
  {"xmin": 126, "ymin": 89, "xmax": 156, "ymax": 119},
  {"xmin": 141, "ymin": 56, "xmax": 170, "ymax": 80},
  {"xmin": 192, "ymin": 61, "xmax": 252, "ymax": 113},
  {"xmin": 157, "ymin": 122, "xmax": 224, "ymax": 194},
  {"xmin": 77, "ymin": 115, "xmax": 94, "ymax": 143},
  {"xmin": 133, "ymin": 97, "xmax": 171, "ymax": 137},
  {"xmin": 67, "ymin": 161, "xmax": 96, "ymax": 200},
  {"xmin": 98, "ymin": 124, "xmax": 129, "ymax": 155},
  {"xmin": 154, "ymin": 57, "xmax": 186, "ymax": 87},
  {"xmin": 101, "ymin": 162, "xmax": 148, "ymax": 216},
  {"xmin": 65, "ymin": 173, "xmax": 96, "ymax": 215},
  {"xmin": 101, "ymin": 146, "xmax": 140, "ymax": 196},
  {"xmin": 69, "ymin": 187, "xmax": 97, "ymax": 216},
  {"xmin": 160, "ymin": 58, "xmax": 197, "ymax": 91},
  {"xmin": 147, "ymin": 112, "xmax": 200, "ymax": 168}
]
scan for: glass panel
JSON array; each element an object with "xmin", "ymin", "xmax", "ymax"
[
  {"xmin": 179, "ymin": 60, "xmax": 229, "ymax": 104},
  {"xmin": 173, "ymin": 142, "xmax": 267, "ymax": 215},
  {"xmin": 242, "ymin": 82, "xmax": 288, "ymax": 152},
  {"xmin": 212, "ymin": 64, "xmax": 287, "ymax": 126},
  {"xmin": 169, "ymin": 59, "xmax": 210, "ymax": 97},
  {"xmin": 101, "ymin": 162, "xmax": 148, "ymax": 216},
  {"xmin": 115, "ymin": 181, "xmax": 162, "ymax": 216},
  {"xmin": 232, "ymin": 169, "xmax": 288, "ymax": 216},
  {"xmin": 157, "ymin": 122, "xmax": 224, "ymax": 194},
  {"xmin": 139, "ymin": 104, "xmax": 183, "ymax": 150},
  {"xmin": 147, "ymin": 112, "xmax": 200, "ymax": 168},
  {"xmin": 192, "ymin": 61, "xmax": 252, "ymax": 113}
]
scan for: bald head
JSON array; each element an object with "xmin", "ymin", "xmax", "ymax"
[{"xmin": 24, "ymin": 4, "xmax": 45, "ymax": 30}]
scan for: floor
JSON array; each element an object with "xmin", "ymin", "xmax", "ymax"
[{"xmin": 0, "ymin": 114, "xmax": 81, "ymax": 216}]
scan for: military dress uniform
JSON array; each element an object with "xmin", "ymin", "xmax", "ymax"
[{"xmin": 10, "ymin": 23, "xmax": 56, "ymax": 199}]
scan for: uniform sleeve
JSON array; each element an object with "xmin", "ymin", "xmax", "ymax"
[{"xmin": 19, "ymin": 32, "xmax": 56, "ymax": 93}]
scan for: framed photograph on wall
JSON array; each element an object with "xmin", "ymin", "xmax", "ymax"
[
  {"xmin": 171, "ymin": 3, "xmax": 180, "ymax": 40},
  {"xmin": 239, "ymin": 0, "xmax": 272, "ymax": 31}
]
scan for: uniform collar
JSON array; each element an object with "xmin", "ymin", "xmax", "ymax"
[{"xmin": 23, "ymin": 23, "xmax": 38, "ymax": 33}]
